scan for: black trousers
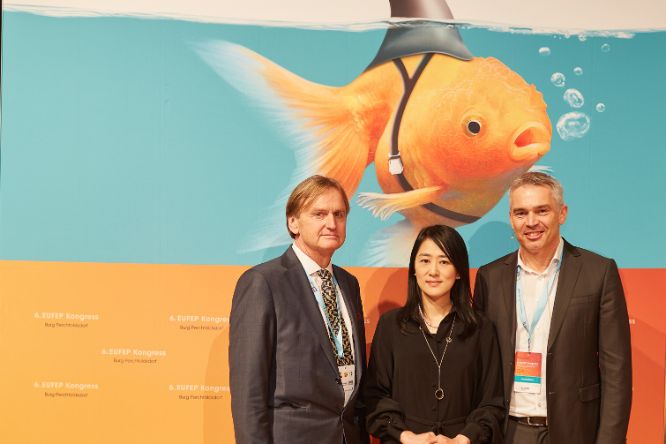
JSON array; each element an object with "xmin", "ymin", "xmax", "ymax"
[{"xmin": 506, "ymin": 418, "xmax": 550, "ymax": 444}]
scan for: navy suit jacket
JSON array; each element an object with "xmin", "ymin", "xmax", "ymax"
[{"xmin": 229, "ymin": 247, "xmax": 369, "ymax": 444}]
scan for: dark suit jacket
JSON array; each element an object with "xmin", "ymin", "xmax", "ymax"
[
  {"xmin": 229, "ymin": 247, "xmax": 369, "ymax": 444},
  {"xmin": 473, "ymin": 240, "xmax": 632, "ymax": 444}
]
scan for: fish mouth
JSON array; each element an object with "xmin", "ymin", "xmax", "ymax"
[{"xmin": 510, "ymin": 122, "xmax": 551, "ymax": 161}]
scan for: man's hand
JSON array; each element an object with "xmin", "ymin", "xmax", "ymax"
[
  {"xmin": 400, "ymin": 430, "xmax": 439, "ymax": 444},
  {"xmin": 434, "ymin": 434, "xmax": 471, "ymax": 444}
]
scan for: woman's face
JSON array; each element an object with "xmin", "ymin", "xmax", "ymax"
[{"xmin": 414, "ymin": 238, "xmax": 459, "ymax": 303}]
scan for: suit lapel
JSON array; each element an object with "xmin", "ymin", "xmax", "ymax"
[
  {"xmin": 502, "ymin": 252, "xmax": 519, "ymax": 347},
  {"xmin": 502, "ymin": 253, "xmax": 518, "ymax": 396},
  {"xmin": 548, "ymin": 241, "xmax": 582, "ymax": 350},
  {"xmin": 282, "ymin": 249, "xmax": 340, "ymax": 377}
]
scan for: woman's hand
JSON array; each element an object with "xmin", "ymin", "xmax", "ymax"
[{"xmin": 399, "ymin": 430, "xmax": 439, "ymax": 444}]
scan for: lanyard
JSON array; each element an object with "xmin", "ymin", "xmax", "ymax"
[
  {"xmin": 516, "ymin": 251, "xmax": 563, "ymax": 352},
  {"xmin": 307, "ymin": 273, "xmax": 345, "ymax": 359}
]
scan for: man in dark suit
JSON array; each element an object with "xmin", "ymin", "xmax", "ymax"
[
  {"xmin": 474, "ymin": 172, "xmax": 632, "ymax": 444},
  {"xmin": 229, "ymin": 175, "xmax": 368, "ymax": 444}
]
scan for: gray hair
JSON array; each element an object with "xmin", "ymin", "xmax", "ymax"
[{"xmin": 509, "ymin": 172, "xmax": 564, "ymax": 207}]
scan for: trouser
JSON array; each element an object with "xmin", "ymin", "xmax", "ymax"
[{"xmin": 506, "ymin": 418, "xmax": 550, "ymax": 444}]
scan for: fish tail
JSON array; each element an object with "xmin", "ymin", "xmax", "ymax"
[{"xmin": 196, "ymin": 40, "xmax": 371, "ymax": 199}]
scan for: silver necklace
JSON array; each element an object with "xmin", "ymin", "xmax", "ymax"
[
  {"xmin": 419, "ymin": 312, "xmax": 456, "ymax": 400},
  {"xmin": 418, "ymin": 305, "xmax": 450, "ymax": 332}
]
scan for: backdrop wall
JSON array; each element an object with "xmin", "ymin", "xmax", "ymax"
[{"xmin": 1, "ymin": 3, "xmax": 664, "ymax": 443}]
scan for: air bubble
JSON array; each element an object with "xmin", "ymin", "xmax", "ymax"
[{"xmin": 557, "ymin": 112, "xmax": 591, "ymax": 141}]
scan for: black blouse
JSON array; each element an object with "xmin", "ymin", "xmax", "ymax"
[{"xmin": 365, "ymin": 308, "xmax": 504, "ymax": 443}]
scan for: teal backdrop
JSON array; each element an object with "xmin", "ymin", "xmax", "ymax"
[{"xmin": 1, "ymin": 13, "xmax": 665, "ymax": 268}]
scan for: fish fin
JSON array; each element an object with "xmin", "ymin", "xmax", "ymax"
[
  {"xmin": 528, "ymin": 164, "xmax": 552, "ymax": 173},
  {"xmin": 196, "ymin": 40, "xmax": 370, "ymax": 199},
  {"xmin": 357, "ymin": 186, "xmax": 444, "ymax": 220},
  {"xmin": 361, "ymin": 220, "xmax": 421, "ymax": 267}
]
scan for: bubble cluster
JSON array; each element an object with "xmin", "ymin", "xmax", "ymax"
[
  {"xmin": 578, "ymin": 34, "xmax": 587, "ymax": 42},
  {"xmin": 595, "ymin": 103, "xmax": 606, "ymax": 113},
  {"xmin": 538, "ymin": 47, "xmax": 551, "ymax": 56},
  {"xmin": 550, "ymin": 72, "xmax": 566, "ymax": 88},
  {"xmin": 573, "ymin": 67, "xmax": 583, "ymax": 76},
  {"xmin": 557, "ymin": 112, "xmax": 591, "ymax": 141},
  {"xmin": 563, "ymin": 89, "xmax": 585, "ymax": 109},
  {"xmin": 601, "ymin": 43, "xmax": 611, "ymax": 52}
]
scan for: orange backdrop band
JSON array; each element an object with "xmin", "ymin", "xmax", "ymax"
[{"xmin": 0, "ymin": 261, "xmax": 663, "ymax": 443}]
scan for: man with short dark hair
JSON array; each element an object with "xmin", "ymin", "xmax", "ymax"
[
  {"xmin": 230, "ymin": 175, "xmax": 368, "ymax": 444},
  {"xmin": 474, "ymin": 172, "xmax": 632, "ymax": 444}
]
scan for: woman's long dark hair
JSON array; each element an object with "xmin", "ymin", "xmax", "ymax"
[{"xmin": 397, "ymin": 225, "xmax": 478, "ymax": 337}]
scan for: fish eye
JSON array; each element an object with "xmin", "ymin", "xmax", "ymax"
[{"xmin": 466, "ymin": 120, "xmax": 482, "ymax": 136}]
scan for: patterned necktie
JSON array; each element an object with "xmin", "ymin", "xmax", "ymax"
[{"xmin": 316, "ymin": 269, "xmax": 354, "ymax": 366}]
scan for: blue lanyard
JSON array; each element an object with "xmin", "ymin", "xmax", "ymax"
[
  {"xmin": 516, "ymin": 251, "xmax": 563, "ymax": 352},
  {"xmin": 307, "ymin": 273, "xmax": 345, "ymax": 359}
]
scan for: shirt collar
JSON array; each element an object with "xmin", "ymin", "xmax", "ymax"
[
  {"xmin": 517, "ymin": 237, "xmax": 564, "ymax": 275},
  {"xmin": 291, "ymin": 243, "xmax": 334, "ymax": 276}
]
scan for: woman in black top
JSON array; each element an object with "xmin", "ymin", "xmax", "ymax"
[{"xmin": 365, "ymin": 225, "xmax": 504, "ymax": 444}]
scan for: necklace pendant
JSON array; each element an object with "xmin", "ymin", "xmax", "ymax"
[{"xmin": 435, "ymin": 388, "xmax": 444, "ymax": 400}]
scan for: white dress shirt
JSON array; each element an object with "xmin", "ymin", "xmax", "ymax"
[{"xmin": 510, "ymin": 238, "xmax": 564, "ymax": 418}]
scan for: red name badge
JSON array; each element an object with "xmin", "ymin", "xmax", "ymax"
[{"xmin": 514, "ymin": 351, "xmax": 542, "ymax": 394}]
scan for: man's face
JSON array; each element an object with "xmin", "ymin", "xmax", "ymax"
[
  {"xmin": 509, "ymin": 185, "xmax": 568, "ymax": 256},
  {"xmin": 288, "ymin": 188, "xmax": 347, "ymax": 263}
]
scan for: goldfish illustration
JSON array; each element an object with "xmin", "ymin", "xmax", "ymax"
[{"xmin": 198, "ymin": 0, "xmax": 552, "ymax": 265}]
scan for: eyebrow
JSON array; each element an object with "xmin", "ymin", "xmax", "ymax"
[
  {"xmin": 418, "ymin": 253, "xmax": 448, "ymax": 258},
  {"xmin": 512, "ymin": 205, "xmax": 551, "ymax": 212}
]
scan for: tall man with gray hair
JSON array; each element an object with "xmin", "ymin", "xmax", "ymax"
[
  {"xmin": 229, "ymin": 175, "xmax": 368, "ymax": 444},
  {"xmin": 474, "ymin": 172, "xmax": 632, "ymax": 443}
]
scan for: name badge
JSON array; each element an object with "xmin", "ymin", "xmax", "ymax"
[
  {"xmin": 514, "ymin": 351, "xmax": 542, "ymax": 394},
  {"xmin": 339, "ymin": 364, "xmax": 355, "ymax": 403}
]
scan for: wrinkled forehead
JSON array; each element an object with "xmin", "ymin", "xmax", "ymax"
[{"xmin": 296, "ymin": 187, "xmax": 347, "ymax": 214}]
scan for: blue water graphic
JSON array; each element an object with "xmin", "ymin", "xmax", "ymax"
[{"xmin": 1, "ymin": 13, "xmax": 665, "ymax": 267}]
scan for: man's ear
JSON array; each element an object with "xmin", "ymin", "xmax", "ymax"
[
  {"xmin": 559, "ymin": 204, "xmax": 569, "ymax": 225},
  {"xmin": 287, "ymin": 216, "xmax": 299, "ymax": 236}
]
